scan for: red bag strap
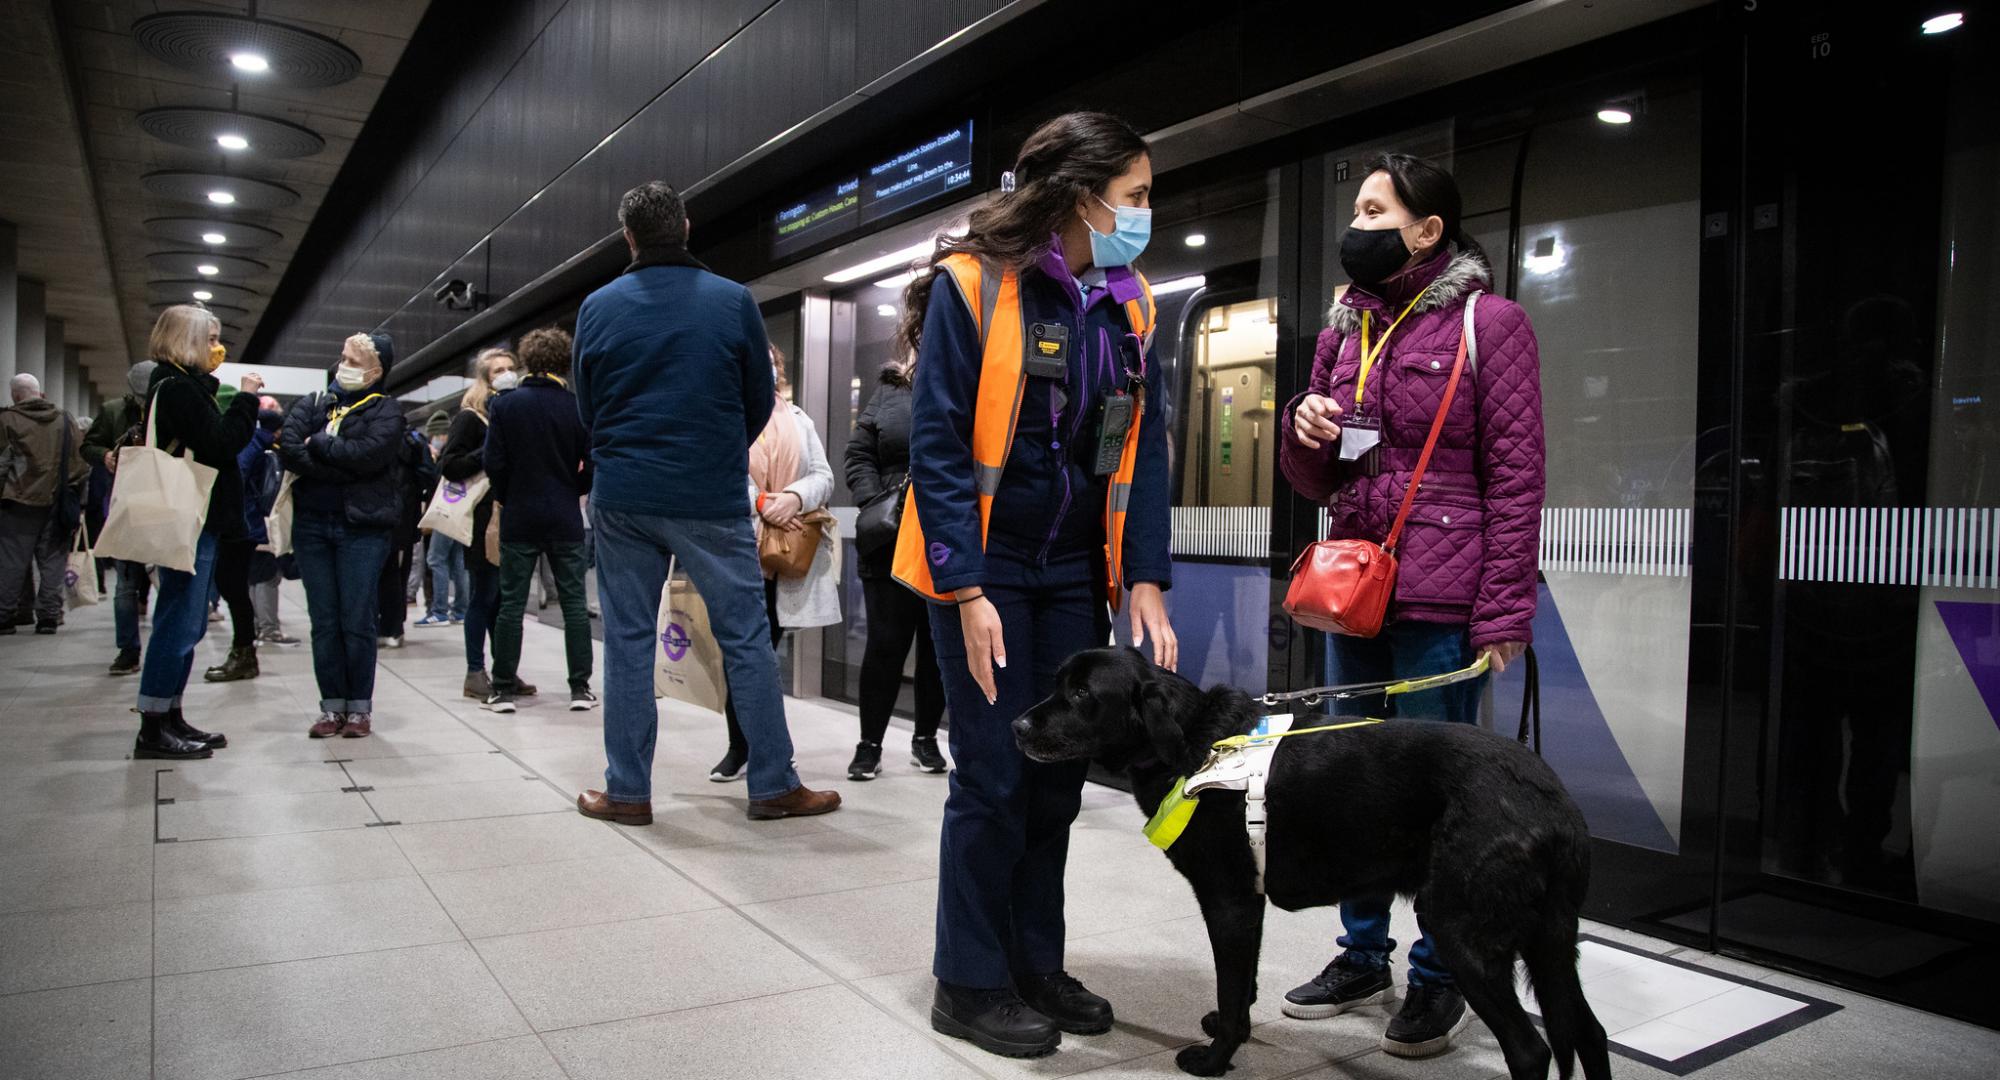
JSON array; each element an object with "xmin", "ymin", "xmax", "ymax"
[{"xmin": 1383, "ymin": 319, "xmax": 1471, "ymax": 554}]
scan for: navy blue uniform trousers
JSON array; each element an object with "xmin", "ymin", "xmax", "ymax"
[{"xmin": 928, "ymin": 552, "xmax": 1108, "ymax": 989}]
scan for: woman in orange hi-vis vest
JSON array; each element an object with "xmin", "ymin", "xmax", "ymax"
[{"xmin": 892, "ymin": 112, "xmax": 1176, "ymax": 1060}]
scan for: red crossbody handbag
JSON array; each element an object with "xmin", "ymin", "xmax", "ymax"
[{"xmin": 1283, "ymin": 295, "xmax": 1475, "ymax": 637}]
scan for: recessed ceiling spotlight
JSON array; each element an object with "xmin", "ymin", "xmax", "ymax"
[
  {"xmin": 1184, "ymin": 233, "xmax": 1207, "ymax": 248},
  {"xmin": 192, "ymin": 290, "xmax": 214, "ymax": 301},
  {"xmin": 1596, "ymin": 108, "xmax": 1634, "ymax": 125},
  {"xmin": 216, "ymin": 133, "xmax": 250, "ymax": 151},
  {"xmin": 1922, "ymin": 13, "xmax": 1964, "ymax": 34},
  {"xmin": 197, "ymin": 264, "xmax": 220, "ymax": 276},
  {"xmin": 230, "ymin": 52, "xmax": 270, "ymax": 73},
  {"xmin": 207, "ymin": 190, "xmax": 236, "ymax": 205},
  {"xmin": 201, "ymin": 232, "xmax": 227, "ymax": 245}
]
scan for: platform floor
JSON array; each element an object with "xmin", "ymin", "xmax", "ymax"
[{"xmin": 3, "ymin": 586, "xmax": 1995, "ymax": 1080}]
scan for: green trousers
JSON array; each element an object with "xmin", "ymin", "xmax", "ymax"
[{"xmin": 492, "ymin": 540, "xmax": 592, "ymax": 694}]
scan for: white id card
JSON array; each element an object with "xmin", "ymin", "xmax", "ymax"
[{"xmin": 1339, "ymin": 417, "xmax": 1382, "ymax": 461}]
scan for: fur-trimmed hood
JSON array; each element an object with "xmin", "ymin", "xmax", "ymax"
[
  {"xmin": 877, "ymin": 361, "xmax": 912, "ymax": 389},
  {"xmin": 1328, "ymin": 247, "xmax": 1493, "ymax": 336}
]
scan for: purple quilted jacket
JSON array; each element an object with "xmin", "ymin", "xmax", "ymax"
[{"xmin": 1277, "ymin": 248, "xmax": 1545, "ymax": 649}]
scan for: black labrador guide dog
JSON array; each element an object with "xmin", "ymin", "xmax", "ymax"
[{"xmin": 1013, "ymin": 647, "xmax": 1612, "ymax": 1079}]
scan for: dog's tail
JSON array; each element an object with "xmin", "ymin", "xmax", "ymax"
[{"xmin": 1522, "ymin": 927, "xmax": 1611, "ymax": 1080}]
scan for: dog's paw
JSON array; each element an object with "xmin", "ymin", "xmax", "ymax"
[
  {"xmin": 1176, "ymin": 1043, "xmax": 1234, "ymax": 1077},
  {"xmin": 1200, "ymin": 1011, "xmax": 1221, "ymax": 1038}
]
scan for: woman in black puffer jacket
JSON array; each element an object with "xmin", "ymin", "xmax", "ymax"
[
  {"xmin": 841, "ymin": 361, "xmax": 947, "ymax": 781},
  {"xmin": 279, "ymin": 332, "xmax": 408, "ymax": 740}
]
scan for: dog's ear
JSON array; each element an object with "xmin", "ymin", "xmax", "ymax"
[{"xmin": 1131, "ymin": 665, "xmax": 1189, "ymax": 771}]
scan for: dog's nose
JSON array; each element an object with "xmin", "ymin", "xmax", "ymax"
[{"xmin": 1011, "ymin": 716, "xmax": 1033, "ymax": 741}]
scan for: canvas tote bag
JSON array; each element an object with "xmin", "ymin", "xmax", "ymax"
[
  {"xmin": 95, "ymin": 390, "xmax": 218, "ymax": 574},
  {"xmin": 64, "ymin": 527, "xmax": 100, "ymax": 608},
  {"xmin": 654, "ymin": 557, "xmax": 728, "ymax": 713}
]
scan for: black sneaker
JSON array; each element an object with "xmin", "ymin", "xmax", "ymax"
[
  {"xmin": 848, "ymin": 741, "xmax": 882, "ymax": 781},
  {"xmin": 708, "ymin": 746, "xmax": 747, "ymax": 783},
  {"xmin": 911, "ymin": 735, "xmax": 947, "ymax": 773},
  {"xmin": 481, "ymin": 690, "xmax": 516, "ymax": 714},
  {"xmin": 1283, "ymin": 958, "xmax": 1396, "ymax": 1020},
  {"xmin": 569, "ymin": 688, "xmax": 600, "ymax": 712},
  {"xmin": 1381, "ymin": 982, "xmax": 1470, "ymax": 1058},
  {"xmin": 930, "ymin": 982, "xmax": 1059, "ymax": 1058},
  {"xmin": 1014, "ymin": 970, "xmax": 1113, "ymax": 1035},
  {"xmin": 109, "ymin": 648, "xmax": 141, "ymax": 676}
]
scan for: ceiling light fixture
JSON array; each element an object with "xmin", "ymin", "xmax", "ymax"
[
  {"xmin": 192, "ymin": 290, "xmax": 214, "ymax": 301},
  {"xmin": 1150, "ymin": 274, "xmax": 1207, "ymax": 296},
  {"xmin": 230, "ymin": 52, "xmax": 270, "ymax": 73},
  {"xmin": 1596, "ymin": 108, "xmax": 1634, "ymax": 125},
  {"xmin": 1184, "ymin": 233, "xmax": 1207, "ymax": 248},
  {"xmin": 207, "ymin": 190, "xmax": 236, "ymax": 205},
  {"xmin": 197, "ymin": 264, "xmax": 220, "ymax": 276},
  {"xmin": 201, "ymin": 232, "xmax": 227, "ymax": 245},
  {"xmin": 876, "ymin": 304, "xmax": 898, "ymax": 317},
  {"xmin": 873, "ymin": 271, "xmax": 918, "ymax": 290},
  {"xmin": 827, "ymin": 241, "xmax": 934, "ymax": 284},
  {"xmin": 1922, "ymin": 13, "xmax": 1964, "ymax": 33},
  {"xmin": 216, "ymin": 133, "xmax": 250, "ymax": 151}
]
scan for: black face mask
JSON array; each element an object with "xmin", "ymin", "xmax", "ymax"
[{"xmin": 1339, "ymin": 223, "xmax": 1415, "ymax": 287}]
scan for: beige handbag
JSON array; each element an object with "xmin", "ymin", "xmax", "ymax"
[{"xmin": 654, "ymin": 557, "xmax": 728, "ymax": 713}]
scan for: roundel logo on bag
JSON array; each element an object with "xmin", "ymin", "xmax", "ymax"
[
  {"xmin": 660, "ymin": 620, "xmax": 691, "ymax": 662},
  {"xmin": 442, "ymin": 481, "xmax": 467, "ymax": 504},
  {"xmin": 64, "ymin": 567, "xmax": 79, "ymax": 588}
]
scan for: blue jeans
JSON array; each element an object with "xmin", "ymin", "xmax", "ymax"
[
  {"xmin": 591, "ymin": 506, "xmax": 800, "ymax": 803},
  {"xmin": 293, "ymin": 511, "xmax": 392, "ymax": 714},
  {"xmin": 113, "ymin": 559, "xmax": 148, "ymax": 651},
  {"xmin": 929, "ymin": 554, "xmax": 1106, "ymax": 988},
  {"xmin": 1326, "ymin": 620, "xmax": 1482, "ymax": 987},
  {"xmin": 136, "ymin": 534, "xmax": 218, "ymax": 713},
  {"xmin": 426, "ymin": 534, "xmax": 468, "ymax": 620}
]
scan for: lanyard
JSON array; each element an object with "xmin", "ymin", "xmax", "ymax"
[
  {"xmin": 1354, "ymin": 286, "xmax": 1433, "ymax": 407},
  {"xmin": 326, "ymin": 393, "xmax": 384, "ymax": 436}
]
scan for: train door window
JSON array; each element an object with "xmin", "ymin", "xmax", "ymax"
[{"xmin": 1144, "ymin": 168, "xmax": 1283, "ymax": 697}]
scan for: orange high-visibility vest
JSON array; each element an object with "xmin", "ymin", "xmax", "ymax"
[{"xmin": 893, "ymin": 252, "xmax": 1157, "ymax": 612}]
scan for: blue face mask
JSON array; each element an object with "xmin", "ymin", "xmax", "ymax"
[{"xmin": 1084, "ymin": 196, "xmax": 1152, "ymax": 268}]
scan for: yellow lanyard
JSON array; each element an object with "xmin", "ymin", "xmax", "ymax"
[
  {"xmin": 326, "ymin": 393, "xmax": 384, "ymax": 436},
  {"xmin": 1354, "ymin": 287, "xmax": 1433, "ymax": 406}
]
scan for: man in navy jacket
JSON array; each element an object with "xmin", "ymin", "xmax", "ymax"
[
  {"xmin": 483, "ymin": 326, "xmax": 594, "ymax": 713},
  {"xmin": 569, "ymin": 180, "xmax": 840, "ymax": 825}
]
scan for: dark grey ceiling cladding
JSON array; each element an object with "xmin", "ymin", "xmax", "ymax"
[
  {"xmin": 150, "ymin": 300, "xmax": 250, "ymax": 318},
  {"xmin": 148, "ymin": 279, "xmax": 261, "ymax": 305},
  {"xmin": 145, "ymin": 251, "xmax": 272, "ymax": 278},
  {"xmin": 133, "ymin": 12, "xmax": 363, "ymax": 88},
  {"xmin": 142, "ymin": 171, "xmax": 301, "ymax": 211},
  {"xmin": 144, "ymin": 217, "xmax": 286, "ymax": 250},
  {"xmin": 138, "ymin": 107, "xmax": 327, "ymax": 159}
]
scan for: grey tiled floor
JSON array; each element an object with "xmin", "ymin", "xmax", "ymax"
[{"xmin": 3, "ymin": 586, "xmax": 1997, "ymax": 1079}]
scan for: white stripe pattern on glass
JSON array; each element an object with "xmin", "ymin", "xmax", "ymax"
[
  {"xmin": 1535, "ymin": 507, "xmax": 1692, "ymax": 577},
  {"xmin": 1780, "ymin": 506, "xmax": 2000, "ymax": 587}
]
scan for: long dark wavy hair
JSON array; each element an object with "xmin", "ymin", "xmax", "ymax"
[
  {"xmin": 897, "ymin": 112, "xmax": 1149, "ymax": 360},
  {"xmin": 1364, "ymin": 152, "xmax": 1491, "ymax": 268}
]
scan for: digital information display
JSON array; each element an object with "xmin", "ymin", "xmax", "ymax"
[{"xmin": 772, "ymin": 120, "xmax": 974, "ymax": 259}]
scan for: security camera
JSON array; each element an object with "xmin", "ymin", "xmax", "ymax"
[{"xmin": 434, "ymin": 279, "xmax": 483, "ymax": 311}]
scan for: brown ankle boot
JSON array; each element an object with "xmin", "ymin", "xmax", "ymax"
[{"xmin": 747, "ymin": 785, "xmax": 842, "ymax": 821}]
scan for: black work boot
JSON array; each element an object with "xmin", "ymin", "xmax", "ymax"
[
  {"xmin": 930, "ymin": 982, "xmax": 1060, "ymax": 1059},
  {"xmin": 203, "ymin": 646, "xmax": 259, "ymax": 683},
  {"xmin": 1382, "ymin": 981, "xmax": 1470, "ymax": 1058},
  {"xmin": 165, "ymin": 708, "xmax": 227, "ymax": 749},
  {"xmin": 1015, "ymin": 970, "xmax": 1114, "ymax": 1035},
  {"xmin": 135, "ymin": 712, "xmax": 212, "ymax": 760}
]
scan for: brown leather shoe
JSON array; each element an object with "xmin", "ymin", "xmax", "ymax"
[
  {"xmin": 577, "ymin": 790, "xmax": 652, "ymax": 826},
  {"xmin": 308, "ymin": 712, "xmax": 344, "ymax": 738},
  {"xmin": 341, "ymin": 713, "xmax": 373, "ymax": 738},
  {"xmin": 747, "ymin": 785, "xmax": 842, "ymax": 821}
]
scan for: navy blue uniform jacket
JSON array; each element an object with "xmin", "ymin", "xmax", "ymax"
[{"xmin": 909, "ymin": 243, "xmax": 1173, "ymax": 595}]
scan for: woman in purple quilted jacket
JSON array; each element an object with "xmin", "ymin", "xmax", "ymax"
[{"xmin": 1274, "ymin": 153, "xmax": 1546, "ymax": 1057}]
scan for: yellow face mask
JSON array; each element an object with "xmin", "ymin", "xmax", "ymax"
[{"xmin": 209, "ymin": 343, "xmax": 228, "ymax": 372}]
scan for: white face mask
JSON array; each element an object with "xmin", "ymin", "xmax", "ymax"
[
  {"xmin": 490, "ymin": 371, "xmax": 520, "ymax": 392},
  {"xmin": 334, "ymin": 364, "xmax": 372, "ymax": 391}
]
